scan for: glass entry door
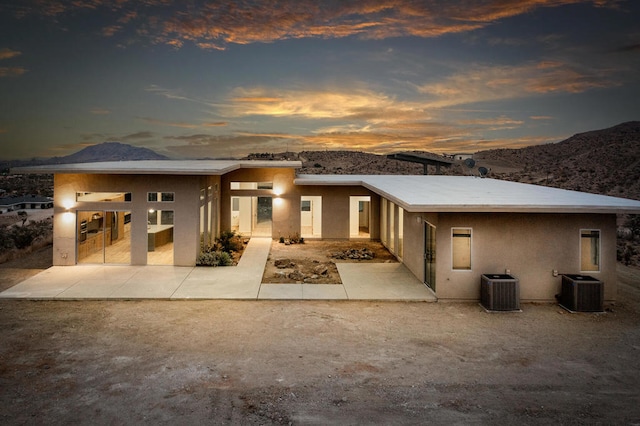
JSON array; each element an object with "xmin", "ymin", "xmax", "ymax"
[
  {"xmin": 424, "ymin": 222, "xmax": 436, "ymax": 291},
  {"xmin": 231, "ymin": 196, "xmax": 272, "ymax": 236}
]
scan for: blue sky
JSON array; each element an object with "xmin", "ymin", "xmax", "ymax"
[{"xmin": 0, "ymin": 0, "xmax": 638, "ymax": 160}]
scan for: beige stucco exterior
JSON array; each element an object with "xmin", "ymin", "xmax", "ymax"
[
  {"xmin": 398, "ymin": 210, "xmax": 617, "ymax": 302},
  {"xmin": 219, "ymin": 168, "xmax": 379, "ymax": 240},
  {"xmin": 54, "ymin": 173, "xmax": 207, "ymax": 267},
  {"xmin": 42, "ymin": 162, "xmax": 638, "ymax": 303}
]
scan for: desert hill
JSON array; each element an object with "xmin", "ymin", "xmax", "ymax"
[
  {"xmin": 1, "ymin": 142, "xmax": 168, "ymax": 171},
  {"xmin": 475, "ymin": 121, "xmax": 640, "ymax": 200},
  {"xmin": 247, "ymin": 121, "xmax": 640, "ymax": 201}
]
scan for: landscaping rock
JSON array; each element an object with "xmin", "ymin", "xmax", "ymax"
[
  {"xmin": 313, "ymin": 264, "xmax": 329, "ymax": 275},
  {"xmin": 275, "ymin": 258, "xmax": 294, "ymax": 268},
  {"xmin": 330, "ymin": 247, "xmax": 376, "ymax": 261},
  {"xmin": 288, "ymin": 270, "xmax": 306, "ymax": 281}
]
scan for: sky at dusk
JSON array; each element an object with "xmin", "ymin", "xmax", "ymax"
[{"xmin": 0, "ymin": 0, "xmax": 638, "ymax": 160}]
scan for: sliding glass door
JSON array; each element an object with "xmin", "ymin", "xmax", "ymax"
[{"xmin": 77, "ymin": 210, "xmax": 131, "ymax": 264}]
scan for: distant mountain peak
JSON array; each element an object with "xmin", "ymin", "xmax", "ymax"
[{"xmin": 52, "ymin": 142, "xmax": 169, "ymax": 164}]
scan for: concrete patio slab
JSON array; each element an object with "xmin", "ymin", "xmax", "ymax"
[
  {"xmin": 338, "ymin": 263, "xmax": 436, "ymax": 301},
  {"xmin": 302, "ymin": 284, "xmax": 348, "ymax": 300},
  {"xmin": 258, "ymin": 284, "xmax": 303, "ymax": 299},
  {"xmin": 0, "ymin": 238, "xmax": 437, "ymax": 301},
  {"xmin": 57, "ymin": 279, "xmax": 128, "ymax": 299}
]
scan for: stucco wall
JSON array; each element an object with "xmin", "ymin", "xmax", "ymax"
[
  {"xmin": 220, "ymin": 168, "xmax": 379, "ymax": 239},
  {"xmin": 400, "ymin": 211, "xmax": 617, "ymax": 302},
  {"xmin": 54, "ymin": 173, "xmax": 201, "ymax": 266}
]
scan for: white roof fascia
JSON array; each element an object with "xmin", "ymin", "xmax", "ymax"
[
  {"xmin": 11, "ymin": 160, "xmax": 302, "ymax": 175},
  {"xmin": 294, "ymin": 174, "xmax": 640, "ymax": 214}
]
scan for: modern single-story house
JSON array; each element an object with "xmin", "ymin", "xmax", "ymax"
[
  {"xmin": 12, "ymin": 160, "xmax": 640, "ymax": 302},
  {"xmin": 0, "ymin": 195, "xmax": 54, "ymax": 213}
]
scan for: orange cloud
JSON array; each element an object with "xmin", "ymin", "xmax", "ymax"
[
  {"xmin": 418, "ymin": 61, "xmax": 618, "ymax": 107},
  {"xmin": 0, "ymin": 48, "xmax": 21, "ymax": 60},
  {"xmin": 7, "ymin": 0, "xmax": 622, "ymax": 49},
  {"xmin": 0, "ymin": 67, "xmax": 27, "ymax": 77}
]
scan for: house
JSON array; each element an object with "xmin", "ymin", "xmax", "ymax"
[
  {"xmin": 12, "ymin": 160, "xmax": 640, "ymax": 302},
  {"xmin": 453, "ymin": 153, "xmax": 474, "ymax": 161},
  {"xmin": 0, "ymin": 195, "xmax": 54, "ymax": 214}
]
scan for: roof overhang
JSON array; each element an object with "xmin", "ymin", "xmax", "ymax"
[
  {"xmin": 11, "ymin": 160, "xmax": 302, "ymax": 176},
  {"xmin": 294, "ymin": 174, "xmax": 640, "ymax": 214}
]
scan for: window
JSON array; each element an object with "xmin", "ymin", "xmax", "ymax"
[
  {"xmin": 580, "ymin": 229, "xmax": 600, "ymax": 272},
  {"xmin": 148, "ymin": 192, "xmax": 174, "ymax": 202},
  {"xmin": 76, "ymin": 192, "xmax": 131, "ymax": 202},
  {"xmin": 230, "ymin": 182, "xmax": 273, "ymax": 190},
  {"xmin": 452, "ymin": 228, "xmax": 472, "ymax": 270},
  {"xmin": 161, "ymin": 210, "xmax": 174, "ymax": 225},
  {"xmin": 301, "ymin": 200, "xmax": 311, "ymax": 211}
]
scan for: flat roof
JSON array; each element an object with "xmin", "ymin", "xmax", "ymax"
[
  {"xmin": 295, "ymin": 174, "xmax": 640, "ymax": 214},
  {"xmin": 11, "ymin": 160, "xmax": 302, "ymax": 175}
]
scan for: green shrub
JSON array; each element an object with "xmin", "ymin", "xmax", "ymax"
[
  {"xmin": 196, "ymin": 250, "xmax": 233, "ymax": 266},
  {"xmin": 197, "ymin": 231, "xmax": 242, "ymax": 266},
  {"xmin": 217, "ymin": 230, "xmax": 244, "ymax": 253}
]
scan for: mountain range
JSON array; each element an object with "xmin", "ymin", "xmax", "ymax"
[
  {"xmin": 2, "ymin": 122, "xmax": 638, "ymax": 201},
  {"xmin": 1, "ymin": 142, "xmax": 168, "ymax": 171}
]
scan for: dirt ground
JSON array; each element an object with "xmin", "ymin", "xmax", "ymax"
[
  {"xmin": 262, "ymin": 240, "xmax": 396, "ymax": 284},
  {"xmin": 1, "ymin": 246, "xmax": 640, "ymax": 425}
]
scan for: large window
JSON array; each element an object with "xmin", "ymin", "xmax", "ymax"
[
  {"xmin": 452, "ymin": 228, "xmax": 472, "ymax": 270},
  {"xmin": 580, "ymin": 229, "xmax": 600, "ymax": 272},
  {"xmin": 76, "ymin": 192, "xmax": 131, "ymax": 202},
  {"xmin": 230, "ymin": 182, "xmax": 273, "ymax": 190}
]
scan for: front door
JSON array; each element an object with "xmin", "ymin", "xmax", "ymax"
[
  {"xmin": 424, "ymin": 221, "xmax": 436, "ymax": 291},
  {"xmin": 231, "ymin": 196, "xmax": 272, "ymax": 236}
]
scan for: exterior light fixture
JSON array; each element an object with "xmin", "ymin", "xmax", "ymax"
[{"xmin": 61, "ymin": 199, "xmax": 75, "ymax": 211}]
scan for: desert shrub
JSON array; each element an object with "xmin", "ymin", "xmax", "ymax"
[
  {"xmin": 288, "ymin": 232, "xmax": 304, "ymax": 244},
  {"xmin": 196, "ymin": 249, "xmax": 234, "ymax": 266},
  {"xmin": 217, "ymin": 230, "xmax": 243, "ymax": 253},
  {"xmin": 217, "ymin": 251, "xmax": 232, "ymax": 266},
  {"xmin": 196, "ymin": 230, "xmax": 243, "ymax": 266}
]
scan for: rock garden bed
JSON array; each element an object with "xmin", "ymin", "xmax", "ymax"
[{"xmin": 262, "ymin": 240, "xmax": 397, "ymax": 284}]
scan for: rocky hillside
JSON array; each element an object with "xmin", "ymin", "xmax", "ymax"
[
  {"xmin": 475, "ymin": 121, "xmax": 640, "ymax": 201},
  {"xmin": 248, "ymin": 122, "xmax": 640, "ymax": 201}
]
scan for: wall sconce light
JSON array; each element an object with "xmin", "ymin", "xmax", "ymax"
[
  {"xmin": 62, "ymin": 211, "xmax": 75, "ymax": 224},
  {"xmin": 61, "ymin": 198, "xmax": 75, "ymax": 211}
]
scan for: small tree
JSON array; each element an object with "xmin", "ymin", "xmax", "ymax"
[
  {"xmin": 17, "ymin": 211, "xmax": 28, "ymax": 227},
  {"xmin": 625, "ymin": 215, "xmax": 640, "ymax": 240}
]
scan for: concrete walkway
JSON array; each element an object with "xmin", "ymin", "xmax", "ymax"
[{"xmin": 0, "ymin": 238, "xmax": 437, "ymax": 301}]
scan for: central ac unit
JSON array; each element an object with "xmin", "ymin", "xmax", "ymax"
[
  {"xmin": 481, "ymin": 274, "xmax": 520, "ymax": 311},
  {"xmin": 559, "ymin": 274, "xmax": 603, "ymax": 312}
]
